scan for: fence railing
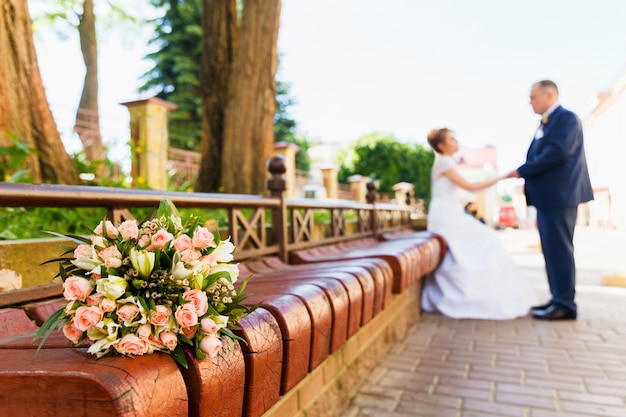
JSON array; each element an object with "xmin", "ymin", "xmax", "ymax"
[{"xmin": 0, "ymin": 157, "xmax": 412, "ymax": 307}]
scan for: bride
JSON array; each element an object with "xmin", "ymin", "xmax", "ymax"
[{"xmin": 422, "ymin": 128, "xmax": 537, "ymax": 320}]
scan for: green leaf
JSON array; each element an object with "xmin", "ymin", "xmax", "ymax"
[
  {"xmin": 219, "ymin": 328, "xmax": 247, "ymax": 345},
  {"xmin": 137, "ymin": 295, "xmax": 150, "ymax": 313},
  {"xmin": 33, "ymin": 308, "xmax": 67, "ymax": 355},
  {"xmin": 203, "ymin": 271, "xmax": 231, "ymax": 289},
  {"xmin": 7, "ymin": 169, "xmax": 32, "ymax": 183},
  {"xmin": 194, "ymin": 342, "xmax": 207, "ymax": 360},
  {"xmin": 237, "ymin": 274, "xmax": 253, "ymax": 296},
  {"xmin": 42, "ymin": 230, "xmax": 92, "ymax": 246},
  {"xmin": 171, "ymin": 345, "xmax": 188, "ymax": 369},
  {"xmin": 178, "ymin": 333, "xmax": 193, "ymax": 346}
]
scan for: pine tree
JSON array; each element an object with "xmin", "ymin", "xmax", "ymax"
[{"xmin": 141, "ymin": 0, "xmax": 203, "ymax": 151}]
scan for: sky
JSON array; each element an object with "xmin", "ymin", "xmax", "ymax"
[{"xmin": 30, "ymin": 0, "xmax": 626, "ymax": 191}]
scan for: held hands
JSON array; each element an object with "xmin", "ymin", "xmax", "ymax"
[{"xmin": 500, "ymin": 170, "xmax": 520, "ymax": 180}]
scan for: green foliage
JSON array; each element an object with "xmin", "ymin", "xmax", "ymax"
[
  {"xmin": 140, "ymin": 0, "xmax": 203, "ymax": 151},
  {"xmin": 337, "ymin": 132, "xmax": 435, "ymax": 205},
  {"xmin": 274, "ymin": 79, "xmax": 311, "ymax": 171},
  {"xmin": 30, "ymin": 0, "xmax": 140, "ymax": 38},
  {"xmin": 0, "ymin": 205, "xmax": 229, "ymax": 241},
  {"xmin": 0, "ymin": 207, "xmax": 108, "ymax": 240},
  {"xmin": 0, "ymin": 134, "xmax": 38, "ymax": 183}
]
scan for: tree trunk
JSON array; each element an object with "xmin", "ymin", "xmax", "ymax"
[
  {"xmin": 0, "ymin": 0, "xmax": 80, "ymax": 184},
  {"xmin": 196, "ymin": 0, "xmax": 237, "ymax": 192},
  {"xmin": 220, "ymin": 0, "xmax": 281, "ymax": 194},
  {"xmin": 75, "ymin": 0, "xmax": 104, "ymax": 168}
]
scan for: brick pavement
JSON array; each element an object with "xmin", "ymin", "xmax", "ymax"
[{"xmin": 341, "ymin": 229, "xmax": 626, "ymax": 417}]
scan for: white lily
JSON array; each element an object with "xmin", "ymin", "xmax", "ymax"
[
  {"xmin": 172, "ymin": 261, "xmax": 194, "ymax": 282},
  {"xmin": 211, "ymin": 239, "xmax": 235, "ymax": 263},
  {"xmin": 129, "ymin": 248, "xmax": 155, "ymax": 279},
  {"xmin": 188, "ymin": 260, "xmax": 210, "ymax": 290}
]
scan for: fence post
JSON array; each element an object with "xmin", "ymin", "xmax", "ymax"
[
  {"xmin": 273, "ymin": 142, "xmax": 299, "ymax": 197},
  {"xmin": 366, "ymin": 180, "xmax": 378, "ymax": 238},
  {"xmin": 120, "ymin": 97, "xmax": 177, "ymax": 190},
  {"xmin": 266, "ymin": 155, "xmax": 289, "ymax": 262}
]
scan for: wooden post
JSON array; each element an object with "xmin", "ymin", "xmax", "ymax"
[
  {"xmin": 266, "ymin": 155, "xmax": 288, "ymax": 262},
  {"xmin": 273, "ymin": 142, "xmax": 299, "ymax": 197},
  {"xmin": 121, "ymin": 97, "xmax": 177, "ymax": 190},
  {"xmin": 366, "ymin": 180, "xmax": 378, "ymax": 238},
  {"xmin": 320, "ymin": 166, "xmax": 339, "ymax": 199}
]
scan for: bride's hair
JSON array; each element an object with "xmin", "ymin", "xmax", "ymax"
[{"xmin": 427, "ymin": 128, "xmax": 452, "ymax": 154}]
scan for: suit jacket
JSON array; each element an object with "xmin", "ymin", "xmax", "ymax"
[{"xmin": 518, "ymin": 105, "xmax": 593, "ymax": 210}]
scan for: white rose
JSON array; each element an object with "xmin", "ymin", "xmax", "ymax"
[{"xmin": 96, "ymin": 275, "xmax": 128, "ymax": 300}]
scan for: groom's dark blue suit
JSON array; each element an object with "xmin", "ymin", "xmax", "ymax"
[{"xmin": 517, "ymin": 105, "xmax": 593, "ymax": 316}]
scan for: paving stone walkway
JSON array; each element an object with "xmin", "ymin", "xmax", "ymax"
[{"xmin": 341, "ymin": 229, "xmax": 626, "ymax": 417}]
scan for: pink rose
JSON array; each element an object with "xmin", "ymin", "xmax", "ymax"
[
  {"xmin": 192, "ymin": 227, "xmax": 216, "ymax": 249},
  {"xmin": 117, "ymin": 303, "xmax": 140, "ymax": 322},
  {"xmin": 104, "ymin": 257, "xmax": 122, "ymax": 268},
  {"xmin": 98, "ymin": 246, "xmax": 122, "ymax": 268},
  {"xmin": 199, "ymin": 254, "xmax": 218, "ymax": 267},
  {"xmin": 118, "ymin": 220, "xmax": 139, "ymax": 241},
  {"xmin": 149, "ymin": 229, "xmax": 174, "ymax": 250},
  {"xmin": 91, "ymin": 235, "xmax": 105, "ymax": 248},
  {"xmin": 62, "ymin": 321, "xmax": 83, "ymax": 344},
  {"xmin": 138, "ymin": 234, "xmax": 151, "ymax": 248},
  {"xmin": 182, "ymin": 325, "xmax": 198, "ymax": 340},
  {"xmin": 199, "ymin": 336, "xmax": 222, "ymax": 358},
  {"xmin": 183, "ymin": 289, "xmax": 209, "ymax": 316},
  {"xmin": 150, "ymin": 305, "xmax": 171, "ymax": 326},
  {"xmin": 137, "ymin": 323, "xmax": 152, "ymax": 339},
  {"xmin": 116, "ymin": 334, "xmax": 149, "ymax": 355},
  {"xmin": 63, "ymin": 276, "xmax": 93, "ymax": 301},
  {"xmin": 98, "ymin": 246, "xmax": 122, "ymax": 261},
  {"xmin": 74, "ymin": 244, "xmax": 92, "ymax": 259},
  {"xmin": 159, "ymin": 331, "xmax": 178, "ymax": 350},
  {"xmin": 147, "ymin": 334, "xmax": 166, "ymax": 350},
  {"xmin": 86, "ymin": 292, "xmax": 104, "ymax": 306},
  {"xmin": 200, "ymin": 317, "xmax": 218, "ymax": 334},
  {"xmin": 100, "ymin": 298, "xmax": 117, "ymax": 313},
  {"xmin": 174, "ymin": 235, "xmax": 193, "ymax": 252},
  {"xmin": 181, "ymin": 249, "xmax": 201, "ymax": 263},
  {"xmin": 174, "ymin": 304, "xmax": 198, "ymax": 328},
  {"xmin": 73, "ymin": 306, "xmax": 104, "ymax": 332},
  {"xmin": 94, "ymin": 220, "xmax": 118, "ymax": 239}
]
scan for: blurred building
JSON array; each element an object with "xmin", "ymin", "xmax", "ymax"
[{"xmin": 583, "ymin": 67, "xmax": 626, "ymax": 229}]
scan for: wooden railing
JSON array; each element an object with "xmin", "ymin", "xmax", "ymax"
[{"xmin": 0, "ymin": 156, "xmax": 411, "ymax": 308}]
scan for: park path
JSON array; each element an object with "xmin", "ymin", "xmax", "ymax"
[{"xmin": 341, "ymin": 228, "xmax": 626, "ymax": 417}]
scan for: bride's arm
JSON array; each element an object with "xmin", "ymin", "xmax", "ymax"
[{"xmin": 441, "ymin": 167, "xmax": 499, "ymax": 192}]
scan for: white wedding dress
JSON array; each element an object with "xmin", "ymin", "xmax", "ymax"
[{"xmin": 421, "ymin": 155, "xmax": 538, "ymax": 319}]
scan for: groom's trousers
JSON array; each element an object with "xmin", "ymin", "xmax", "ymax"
[{"xmin": 536, "ymin": 206, "xmax": 578, "ymax": 315}]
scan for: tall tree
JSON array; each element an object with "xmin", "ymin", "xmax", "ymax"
[
  {"xmin": 141, "ymin": 0, "xmax": 203, "ymax": 151},
  {"xmin": 33, "ymin": 0, "xmax": 137, "ymax": 168},
  {"xmin": 196, "ymin": 0, "xmax": 236, "ymax": 192},
  {"xmin": 218, "ymin": 0, "xmax": 282, "ymax": 194},
  {"xmin": 0, "ymin": 0, "xmax": 80, "ymax": 184},
  {"xmin": 275, "ymin": 79, "xmax": 311, "ymax": 172},
  {"xmin": 75, "ymin": 0, "xmax": 102, "ymax": 164}
]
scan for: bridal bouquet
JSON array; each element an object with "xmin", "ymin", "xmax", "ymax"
[{"xmin": 35, "ymin": 200, "xmax": 252, "ymax": 368}]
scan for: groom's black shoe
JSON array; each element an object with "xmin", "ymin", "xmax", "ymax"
[
  {"xmin": 531, "ymin": 301, "xmax": 552, "ymax": 311},
  {"xmin": 531, "ymin": 305, "xmax": 576, "ymax": 321}
]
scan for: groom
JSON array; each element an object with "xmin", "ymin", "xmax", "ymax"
[{"xmin": 508, "ymin": 80, "xmax": 593, "ymax": 320}]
